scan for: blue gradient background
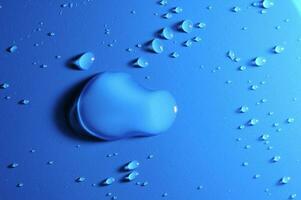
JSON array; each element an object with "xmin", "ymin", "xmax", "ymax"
[{"xmin": 1, "ymin": 0, "xmax": 301, "ymax": 199}]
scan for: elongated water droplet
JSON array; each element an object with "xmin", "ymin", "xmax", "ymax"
[
  {"xmin": 124, "ymin": 160, "xmax": 140, "ymax": 170},
  {"xmin": 125, "ymin": 171, "xmax": 139, "ymax": 181},
  {"xmin": 73, "ymin": 52, "xmax": 95, "ymax": 70}
]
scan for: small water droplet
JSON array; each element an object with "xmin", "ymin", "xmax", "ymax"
[
  {"xmin": 192, "ymin": 36, "xmax": 202, "ymax": 42},
  {"xmin": 0, "ymin": 83, "xmax": 9, "ymax": 89},
  {"xmin": 238, "ymin": 66, "xmax": 246, "ymax": 71},
  {"xmin": 124, "ymin": 160, "xmax": 140, "ymax": 171},
  {"xmin": 260, "ymin": 134, "xmax": 270, "ymax": 141},
  {"xmin": 250, "ymin": 85, "xmax": 259, "ymax": 91},
  {"xmin": 8, "ymin": 163, "xmax": 19, "ymax": 168},
  {"xmin": 289, "ymin": 194, "xmax": 297, "ymax": 199},
  {"xmin": 103, "ymin": 177, "xmax": 115, "ymax": 185},
  {"xmin": 254, "ymin": 57, "xmax": 267, "ymax": 66},
  {"xmin": 248, "ymin": 118, "xmax": 259, "ymax": 126},
  {"xmin": 73, "ymin": 52, "xmax": 95, "ymax": 70},
  {"xmin": 160, "ymin": 28, "xmax": 174, "ymax": 40},
  {"xmin": 180, "ymin": 20, "xmax": 193, "ymax": 33},
  {"xmin": 274, "ymin": 45, "xmax": 284, "ymax": 54},
  {"xmin": 76, "ymin": 177, "xmax": 86, "ymax": 182},
  {"xmin": 124, "ymin": 171, "xmax": 139, "ymax": 181},
  {"xmin": 7, "ymin": 45, "xmax": 18, "ymax": 53},
  {"xmin": 239, "ymin": 106, "xmax": 249, "ymax": 113},
  {"xmin": 16, "ymin": 183, "xmax": 24, "ymax": 187},
  {"xmin": 183, "ymin": 40, "xmax": 193, "ymax": 47},
  {"xmin": 196, "ymin": 22, "xmax": 206, "ymax": 29},
  {"xmin": 47, "ymin": 32, "xmax": 55, "ymax": 37},
  {"xmin": 151, "ymin": 39, "xmax": 164, "ymax": 53},
  {"xmin": 253, "ymin": 174, "xmax": 261, "ymax": 179},
  {"xmin": 134, "ymin": 57, "xmax": 149, "ymax": 68},
  {"xmin": 232, "ymin": 6, "xmax": 241, "ymax": 12},
  {"xmin": 162, "ymin": 192, "xmax": 168, "ymax": 197},
  {"xmin": 170, "ymin": 52, "xmax": 179, "ymax": 58},
  {"xmin": 159, "ymin": 0, "xmax": 168, "ymax": 6},
  {"xmin": 162, "ymin": 13, "xmax": 172, "ymax": 19},
  {"xmin": 287, "ymin": 117, "xmax": 295, "ymax": 124},
  {"xmin": 271, "ymin": 155, "xmax": 281, "ymax": 162},
  {"xmin": 262, "ymin": 0, "xmax": 274, "ymax": 9},
  {"xmin": 242, "ymin": 161, "xmax": 249, "ymax": 166},
  {"xmin": 19, "ymin": 99, "xmax": 30, "ymax": 105},
  {"xmin": 279, "ymin": 176, "xmax": 291, "ymax": 184},
  {"xmin": 147, "ymin": 154, "xmax": 154, "ymax": 159},
  {"xmin": 172, "ymin": 7, "xmax": 183, "ymax": 13}
]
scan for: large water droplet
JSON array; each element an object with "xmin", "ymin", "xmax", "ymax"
[
  {"xmin": 70, "ymin": 72, "xmax": 177, "ymax": 140},
  {"xmin": 73, "ymin": 52, "xmax": 95, "ymax": 70}
]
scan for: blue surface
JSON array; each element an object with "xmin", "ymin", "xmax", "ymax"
[{"xmin": 1, "ymin": 0, "xmax": 301, "ymax": 199}]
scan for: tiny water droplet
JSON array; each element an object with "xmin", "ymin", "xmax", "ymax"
[
  {"xmin": 73, "ymin": 52, "xmax": 95, "ymax": 70},
  {"xmin": 124, "ymin": 160, "xmax": 140, "ymax": 171},
  {"xmin": 253, "ymin": 174, "xmax": 261, "ymax": 179},
  {"xmin": 148, "ymin": 154, "xmax": 154, "ymax": 159},
  {"xmin": 238, "ymin": 66, "xmax": 246, "ymax": 71},
  {"xmin": 151, "ymin": 39, "xmax": 164, "ymax": 53},
  {"xmin": 242, "ymin": 161, "xmax": 249, "ymax": 166},
  {"xmin": 162, "ymin": 192, "xmax": 168, "ymax": 197},
  {"xmin": 47, "ymin": 32, "xmax": 55, "ymax": 36},
  {"xmin": 180, "ymin": 20, "xmax": 193, "ymax": 33},
  {"xmin": 16, "ymin": 183, "xmax": 24, "ymax": 187}
]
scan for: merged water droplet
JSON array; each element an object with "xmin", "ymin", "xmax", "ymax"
[
  {"xmin": 70, "ymin": 72, "xmax": 177, "ymax": 140},
  {"xmin": 73, "ymin": 52, "xmax": 95, "ymax": 70},
  {"xmin": 151, "ymin": 39, "xmax": 164, "ymax": 53},
  {"xmin": 180, "ymin": 20, "xmax": 193, "ymax": 33}
]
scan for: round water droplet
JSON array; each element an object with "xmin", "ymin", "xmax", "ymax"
[
  {"xmin": 161, "ymin": 28, "xmax": 174, "ymax": 40},
  {"xmin": 151, "ymin": 39, "xmax": 164, "ymax": 53},
  {"xmin": 274, "ymin": 45, "xmax": 284, "ymax": 54},
  {"xmin": 134, "ymin": 57, "xmax": 149, "ymax": 68},
  {"xmin": 180, "ymin": 20, "xmax": 193, "ymax": 33},
  {"xmin": 73, "ymin": 52, "xmax": 95, "ymax": 70},
  {"xmin": 254, "ymin": 57, "xmax": 267, "ymax": 66}
]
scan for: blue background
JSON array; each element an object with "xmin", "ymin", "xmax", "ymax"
[{"xmin": 1, "ymin": 0, "xmax": 301, "ymax": 199}]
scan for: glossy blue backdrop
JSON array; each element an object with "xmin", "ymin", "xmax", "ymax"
[{"xmin": 1, "ymin": 0, "xmax": 301, "ymax": 199}]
